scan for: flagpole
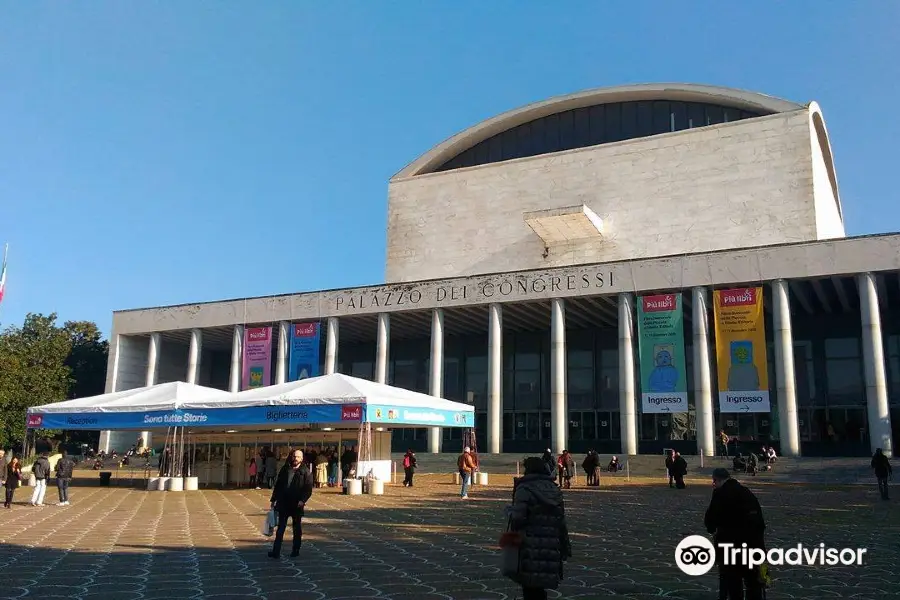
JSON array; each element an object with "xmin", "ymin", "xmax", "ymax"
[{"xmin": 0, "ymin": 242, "xmax": 7, "ymax": 322}]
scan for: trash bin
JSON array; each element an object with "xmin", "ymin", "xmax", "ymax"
[
  {"xmin": 477, "ymin": 472, "xmax": 489, "ymax": 486},
  {"xmin": 99, "ymin": 472, "xmax": 112, "ymax": 486}
]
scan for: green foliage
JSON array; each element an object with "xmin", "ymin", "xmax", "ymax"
[{"xmin": 0, "ymin": 313, "xmax": 108, "ymax": 448}]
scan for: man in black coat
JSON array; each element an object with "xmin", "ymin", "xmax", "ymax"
[
  {"xmin": 704, "ymin": 468, "xmax": 765, "ymax": 600},
  {"xmin": 871, "ymin": 448, "xmax": 892, "ymax": 500},
  {"xmin": 671, "ymin": 452, "xmax": 687, "ymax": 489},
  {"xmin": 268, "ymin": 449, "xmax": 314, "ymax": 559}
]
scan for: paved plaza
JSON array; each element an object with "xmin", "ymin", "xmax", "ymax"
[{"xmin": 0, "ymin": 474, "xmax": 897, "ymax": 600}]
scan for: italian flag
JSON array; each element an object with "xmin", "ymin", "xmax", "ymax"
[{"xmin": 0, "ymin": 244, "xmax": 7, "ymax": 306}]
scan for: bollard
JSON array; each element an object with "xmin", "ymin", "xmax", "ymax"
[
  {"xmin": 626, "ymin": 461, "xmax": 630, "ymax": 483},
  {"xmin": 699, "ymin": 448, "xmax": 704, "ymax": 469},
  {"xmin": 516, "ymin": 461, "xmax": 520, "ymax": 477}
]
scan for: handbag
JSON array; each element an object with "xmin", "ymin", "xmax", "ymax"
[
  {"xmin": 499, "ymin": 515, "xmax": 523, "ymax": 579},
  {"xmin": 260, "ymin": 509, "xmax": 277, "ymax": 537}
]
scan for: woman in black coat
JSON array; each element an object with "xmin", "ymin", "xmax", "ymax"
[
  {"xmin": 508, "ymin": 457, "xmax": 572, "ymax": 600},
  {"xmin": 4, "ymin": 457, "xmax": 22, "ymax": 508}
]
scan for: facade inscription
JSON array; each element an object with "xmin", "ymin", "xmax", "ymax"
[{"xmin": 331, "ymin": 268, "xmax": 618, "ymax": 313}]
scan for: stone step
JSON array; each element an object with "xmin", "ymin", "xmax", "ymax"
[{"xmin": 392, "ymin": 452, "xmax": 882, "ymax": 485}]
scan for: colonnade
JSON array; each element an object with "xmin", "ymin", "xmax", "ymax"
[{"xmin": 130, "ymin": 276, "xmax": 895, "ymax": 457}]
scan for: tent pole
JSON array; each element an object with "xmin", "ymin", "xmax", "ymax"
[
  {"xmin": 220, "ymin": 439, "xmax": 226, "ymax": 489},
  {"xmin": 161, "ymin": 426, "xmax": 172, "ymax": 477}
]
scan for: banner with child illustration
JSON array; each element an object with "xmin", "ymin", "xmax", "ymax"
[
  {"xmin": 637, "ymin": 293, "xmax": 688, "ymax": 413},
  {"xmin": 289, "ymin": 322, "xmax": 321, "ymax": 381},
  {"xmin": 713, "ymin": 287, "xmax": 771, "ymax": 413},
  {"xmin": 242, "ymin": 326, "xmax": 273, "ymax": 390}
]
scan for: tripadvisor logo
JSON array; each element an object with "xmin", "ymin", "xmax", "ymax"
[{"xmin": 675, "ymin": 535, "xmax": 867, "ymax": 576}]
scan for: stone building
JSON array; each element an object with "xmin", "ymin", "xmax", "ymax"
[{"xmin": 100, "ymin": 83, "xmax": 898, "ymax": 457}]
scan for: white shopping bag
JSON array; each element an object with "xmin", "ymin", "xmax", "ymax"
[{"xmin": 260, "ymin": 509, "xmax": 277, "ymax": 537}]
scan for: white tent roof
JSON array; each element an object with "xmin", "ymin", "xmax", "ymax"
[
  {"xmin": 181, "ymin": 373, "xmax": 475, "ymax": 412},
  {"xmin": 29, "ymin": 381, "xmax": 232, "ymax": 414}
]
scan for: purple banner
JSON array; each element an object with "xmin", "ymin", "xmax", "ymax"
[{"xmin": 242, "ymin": 326, "xmax": 272, "ymax": 390}]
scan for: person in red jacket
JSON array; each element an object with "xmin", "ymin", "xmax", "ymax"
[{"xmin": 402, "ymin": 449, "xmax": 417, "ymax": 487}]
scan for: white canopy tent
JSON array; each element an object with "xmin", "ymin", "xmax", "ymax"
[
  {"xmin": 181, "ymin": 372, "xmax": 474, "ymax": 413},
  {"xmin": 29, "ymin": 381, "xmax": 232, "ymax": 414},
  {"xmin": 25, "ymin": 375, "xmax": 476, "ymax": 488}
]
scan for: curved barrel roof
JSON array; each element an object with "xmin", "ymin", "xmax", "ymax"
[{"xmin": 393, "ymin": 83, "xmax": 805, "ymax": 179}]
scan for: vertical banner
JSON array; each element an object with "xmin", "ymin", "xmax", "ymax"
[
  {"xmin": 713, "ymin": 287, "xmax": 771, "ymax": 412},
  {"xmin": 289, "ymin": 322, "xmax": 321, "ymax": 381},
  {"xmin": 637, "ymin": 293, "xmax": 688, "ymax": 413},
  {"xmin": 242, "ymin": 326, "xmax": 272, "ymax": 390}
]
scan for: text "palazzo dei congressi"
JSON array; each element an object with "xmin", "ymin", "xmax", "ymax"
[{"xmin": 333, "ymin": 269, "xmax": 618, "ymax": 311}]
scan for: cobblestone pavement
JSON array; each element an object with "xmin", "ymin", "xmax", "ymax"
[{"xmin": 0, "ymin": 475, "xmax": 896, "ymax": 599}]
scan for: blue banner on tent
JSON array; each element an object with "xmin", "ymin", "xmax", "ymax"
[
  {"xmin": 365, "ymin": 404, "xmax": 473, "ymax": 428},
  {"xmin": 289, "ymin": 322, "xmax": 321, "ymax": 381},
  {"xmin": 27, "ymin": 403, "xmax": 360, "ymax": 431}
]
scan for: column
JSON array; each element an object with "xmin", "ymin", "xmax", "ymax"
[
  {"xmin": 692, "ymin": 287, "xmax": 715, "ymax": 457},
  {"xmin": 229, "ymin": 325, "xmax": 244, "ymax": 393},
  {"xmin": 859, "ymin": 273, "xmax": 894, "ymax": 456},
  {"xmin": 618, "ymin": 294, "xmax": 638, "ymax": 456},
  {"xmin": 550, "ymin": 299, "xmax": 567, "ymax": 454},
  {"xmin": 275, "ymin": 321, "xmax": 290, "ymax": 384},
  {"xmin": 186, "ymin": 329, "xmax": 202, "ymax": 385},
  {"xmin": 487, "ymin": 304, "xmax": 503, "ymax": 454},
  {"xmin": 428, "ymin": 309, "xmax": 444, "ymax": 453},
  {"xmin": 99, "ymin": 335, "xmax": 122, "ymax": 453},
  {"xmin": 772, "ymin": 280, "xmax": 801, "ymax": 457},
  {"xmin": 325, "ymin": 317, "xmax": 339, "ymax": 375},
  {"xmin": 142, "ymin": 333, "xmax": 161, "ymax": 449},
  {"xmin": 375, "ymin": 313, "xmax": 390, "ymax": 384}
]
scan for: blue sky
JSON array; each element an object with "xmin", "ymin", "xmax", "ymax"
[{"xmin": 1, "ymin": 3, "xmax": 898, "ymax": 336}]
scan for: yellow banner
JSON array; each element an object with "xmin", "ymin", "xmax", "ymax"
[{"xmin": 713, "ymin": 287, "xmax": 770, "ymax": 413}]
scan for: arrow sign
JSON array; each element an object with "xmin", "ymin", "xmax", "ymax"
[
  {"xmin": 741, "ymin": 405, "xmax": 750, "ymax": 412},
  {"xmin": 662, "ymin": 406, "xmax": 671, "ymax": 412}
]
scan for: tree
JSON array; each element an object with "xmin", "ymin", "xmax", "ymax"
[
  {"xmin": 64, "ymin": 320, "xmax": 109, "ymax": 400},
  {"xmin": 0, "ymin": 313, "xmax": 108, "ymax": 449},
  {"xmin": 62, "ymin": 320, "xmax": 109, "ymax": 448}
]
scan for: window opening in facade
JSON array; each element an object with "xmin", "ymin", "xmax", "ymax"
[{"xmin": 434, "ymin": 101, "xmax": 766, "ymax": 173}]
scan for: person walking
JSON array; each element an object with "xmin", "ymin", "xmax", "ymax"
[
  {"xmin": 665, "ymin": 450, "xmax": 675, "ymax": 488},
  {"xmin": 55, "ymin": 450, "xmax": 75, "ymax": 506},
  {"xmin": 265, "ymin": 451, "xmax": 278, "ymax": 489},
  {"xmin": 559, "ymin": 451, "xmax": 575, "ymax": 489},
  {"xmin": 268, "ymin": 449, "xmax": 314, "ymax": 559},
  {"xmin": 671, "ymin": 451, "xmax": 687, "ymax": 489},
  {"xmin": 326, "ymin": 450, "xmax": 339, "ymax": 487},
  {"xmin": 402, "ymin": 449, "xmax": 417, "ymax": 487},
  {"xmin": 871, "ymin": 448, "xmax": 892, "ymax": 500},
  {"xmin": 4, "ymin": 457, "xmax": 22, "ymax": 508},
  {"xmin": 314, "ymin": 452, "xmax": 328, "ymax": 489},
  {"xmin": 506, "ymin": 456, "xmax": 572, "ymax": 600},
  {"xmin": 30, "ymin": 453, "xmax": 51, "ymax": 507},
  {"xmin": 0, "ymin": 449, "xmax": 8, "ymax": 487},
  {"xmin": 340, "ymin": 445, "xmax": 357, "ymax": 481},
  {"xmin": 582, "ymin": 450, "xmax": 600, "ymax": 487},
  {"xmin": 457, "ymin": 446, "xmax": 476, "ymax": 499},
  {"xmin": 248, "ymin": 458, "xmax": 259, "ymax": 489},
  {"xmin": 719, "ymin": 430, "xmax": 730, "ymax": 457},
  {"xmin": 704, "ymin": 468, "xmax": 766, "ymax": 600},
  {"xmin": 541, "ymin": 449, "xmax": 556, "ymax": 480}
]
